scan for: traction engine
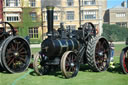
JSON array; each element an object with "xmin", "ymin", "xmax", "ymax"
[
  {"xmin": 33, "ymin": 6, "xmax": 110, "ymax": 78},
  {"xmin": 0, "ymin": 22, "xmax": 31, "ymax": 73}
]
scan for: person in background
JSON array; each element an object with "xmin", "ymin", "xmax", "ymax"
[
  {"xmin": 96, "ymin": 28, "xmax": 99, "ymax": 35},
  {"xmin": 109, "ymin": 40, "xmax": 115, "ymax": 68}
]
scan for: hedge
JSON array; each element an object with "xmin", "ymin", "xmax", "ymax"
[{"xmin": 102, "ymin": 24, "xmax": 128, "ymax": 42}]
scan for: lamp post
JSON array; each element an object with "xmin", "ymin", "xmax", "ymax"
[{"xmin": 79, "ymin": 0, "xmax": 81, "ymax": 27}]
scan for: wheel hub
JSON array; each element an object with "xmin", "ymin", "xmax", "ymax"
[
  {"xmin": 14, "ymin": 52, "xmax": 19, "ymax": 57},
  {"xmin": 70, "ymin": 63, "xmax": 75, "ymax": 67},
  {"xmin": 98, "ymin": 51, "xmax": 104, "ymax": 57}
]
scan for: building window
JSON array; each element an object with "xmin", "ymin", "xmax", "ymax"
[
  {"xmin": 29, "ymin": 27, "xmax": 38, "ymax": 39},
  {"xmin": 67, "ymin": 0, "xmax": 74, "ymax": 6},
  {"xmin": 6, "ymin": 14, "xmax": 20, "ymax": 22},
  {"xmin": 29, "ymin": 0, "xmax": 36, "ymax": 7},
  {"xmin": 67, "ymin": 11, "xmax": 74, "ymax": 20},
  {"xmin": 5, "ymin": 0, "xmax": 20, "ymax": 7},
  {"xmin": 116, "ymin": 22, "xmax": 127, "ymax": 27},
  {"xmin": 54, "ymin": 16, "xmax": 58, "ymax": 21},
  {"xmin": 30, "ymin": 12, "xmax": 37, "ymax": 21},
  {"xmin": 66, "ymin": 25, "xmax": 76, "ymax": 30},
  {"xmin": 116, "ymin": 13, "xmax": 126, "ymax": 17},
  {"xmin": 54, "ymin": 11, "xmax": 59, "ymax": 21},
  {"xmin": 82, "ymin": 10, "xmax": 96, "ymax": 20},
  {"xmin": 82, "ymin": 0, "xmax": 95, "ymax": 6}
]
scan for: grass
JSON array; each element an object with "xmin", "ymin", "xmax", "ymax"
[{"xmin": 0, "ymin": 44, "xmax": 128, "ymax": 85}]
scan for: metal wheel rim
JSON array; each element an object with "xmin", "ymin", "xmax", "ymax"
[
  {"xmin": 0, "ymin": 37, "xmax": 10, "ymax": 68},
  {"xmin": 33, "ymin": 53, "xmax": 45, "ymax": 75},
  {"xmin": 123, "ymin": 51, "xmax": 128, "ymax": 72},
  {"xmin": 2, "ymin": 36, "xmax": 31, "ymax": 73},
  {"xmin": 95, "ymin": 39, "xmax": 110, "ymax": 71},
  {"xmin": 61, "ymin": 51, "xmax": 79, "ymax": 78}
]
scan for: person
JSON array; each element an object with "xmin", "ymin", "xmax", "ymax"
[
  {"xmin": 96, "ymin": 28, "xmax": 99, "ymax": 35},
  {"xmin": 109, "ymin": 40, "xmax": 115, "ymax": 68}
]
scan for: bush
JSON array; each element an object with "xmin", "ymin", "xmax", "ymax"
[{"xmin": 102, "ymin": 24, "xmax": 128, "ymax": 42}]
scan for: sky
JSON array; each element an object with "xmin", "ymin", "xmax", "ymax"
[{"xmin": 107, "ymin": 0, "xmax": 127, "ymax": 8}]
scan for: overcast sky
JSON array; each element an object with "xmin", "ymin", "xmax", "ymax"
[{"xmin": 107, "ymin": 0, "xmax": 127, "ymax": 8}]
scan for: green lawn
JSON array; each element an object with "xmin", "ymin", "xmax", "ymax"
[{"xmin": 0, "ymin": 44, "xmax": 128, "ymax": 85}]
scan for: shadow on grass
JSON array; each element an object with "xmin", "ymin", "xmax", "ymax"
[
  {"xmin": 29, "ymin": 68, "xmax": 64, "ymax": 79},
  {"xmin": 107, "ymin": 63, "xmax": 124, "ymax": 74},
  {"xmin": 79, "ymin": 63, "xmax": 125, "ymax": 74},
  {"xmin": 0, "ymin": 68, "xmax": 11, "ymax": 74},
  {"xmin": 79, "ymin": 64, "xmax": 93, "ymax": 72}
]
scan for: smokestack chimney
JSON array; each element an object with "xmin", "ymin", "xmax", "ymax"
[
  {"xmin": 127, "ymin": 0, "xmax": 128, "ymax": 8},
  {"xmin": 0, "ymin": 0, "xmax": 3, "ymax": 22},
  {"xmin": 41, "ymin": 0, "xmax": 61, "ymax": 37},
  {"xmin": 121, "ymin": 1, "xmax": 127, "ymax": 8},
  {"xmin": 46, "ymin": 6, "xmax": 54, "ymax": 37}
]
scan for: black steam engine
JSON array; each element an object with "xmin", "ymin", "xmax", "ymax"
[
  {"xmin": 0, "ymin": 22, "xmax": 31, "ymax": 73},
  {"xmin": 33, "ymin": 7, "xmax": 110, "ymax": 78}
]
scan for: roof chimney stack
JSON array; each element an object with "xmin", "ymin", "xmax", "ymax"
[
  {"xmin": 121, "ymin": 1, "xmax": 127, "ymax": 8},
  {"xmin": 127, "ymin": 0, "xmax": 128, "ymax": 8}
]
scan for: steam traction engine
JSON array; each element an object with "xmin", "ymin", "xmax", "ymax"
[
  {"xmin": 0, "ymin": 22, "xmax": 31, "ymax": 73},
  {"xmin": 120, "ymin": 38, "xmax": 128, "ymax": 74},
  {"xmin": 33, "ymin": 7, "xmax": 110, "ymax": 78}
]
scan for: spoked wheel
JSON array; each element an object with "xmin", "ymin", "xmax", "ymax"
[
  {"xmin": 82, "ymin": 22, "xmax": 96, "ymax": 37},
  {"xmin": 86, "ymin": 36, "xmax": 110, "ymax": 72},
  {"xmin": 120, "ymin": 47, "xmax": 128, "ymax": 74},
  {"xmin": 33, "ymin": 53, "xmax": 50, "ymax": 75},
  {"xmin": 0, "ymin": 36, "xmax": 31, "ymax": 73},
  {"xmin": 61, "ymin": 51, "xmax": 79, "ymax": 78},
  {"xmin": 33, "ymin": 53, "xmax": 44, "ymax": 75}
]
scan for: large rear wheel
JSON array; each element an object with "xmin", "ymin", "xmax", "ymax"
[
  {"xmin": 0, "ymin": 36, "xmax": 31, "ymax": 73},
  {"xmin": 86, "ymin": 36, "xmax": 110, "ymax": 72},
  {"xmin": 120, "ymin": 47, "xmax": 128, "ymax": 74}
]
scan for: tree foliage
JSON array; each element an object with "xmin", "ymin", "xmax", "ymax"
[{"xmin": 102, "ymin": 24, "xmax": 128, "ymax": 42}]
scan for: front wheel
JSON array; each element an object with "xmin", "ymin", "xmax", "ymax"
[
  {"xmin": 33, "ymin": 53, "xmax": 49, "ymax": 75},
  {"xmin": 60, "ymin": 51, "xmax": 79, "ymax": 78},
  {"xmin": 120, "ymin": 47, "xmax": 128, "ymax": 74}
]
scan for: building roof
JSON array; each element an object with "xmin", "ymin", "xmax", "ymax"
[
  {"xmin": 109, "ymin": 5, "xmax": 127, "ymax": 9},
  {"xmin": 108, "ymin": 5, "xmax": 128, "ymax": 11}
]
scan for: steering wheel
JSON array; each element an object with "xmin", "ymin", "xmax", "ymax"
[
  {"xmin": 0, "ymin": 22, "xmax": 16, "ymax": 38},
  {"xmin": 82, "ymin": 22, "xmax": 96, "ymax": 37}
]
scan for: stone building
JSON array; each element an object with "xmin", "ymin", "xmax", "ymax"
[
  {"xmin": 42, "ymin": 0, "xmax": 107, "ymax": 35},
  {"xmin": 104, "ymin": 1, "xmax": 128, "ymax": 28}
]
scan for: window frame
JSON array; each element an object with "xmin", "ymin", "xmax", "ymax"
[
  {"xmin": 116, "ymin": 13, "xmax": 126, "ymax": 18},
  {"xmin": 30, "ymin": 12, "xmax": 37, "ymax": 22},
  {"xmin": 82, "ymin": 10, "xmax": 96, "ymax": 20},
  {"xmin": 5, "ymin": 0, "xmax": 20, "ymax": 7},
  {"xmin": 29, "ymin": 27, "xmax": 39, "ymax": 39},
  {"xmin": 29, "ymin": 0, "xmax": 36, "ymax": 7},
  {"xmin": 67, "ymin": 0, "xmax": 74, "ymax": 6},
  {"xmin": 5, "ymin": 13, "xmax": 21, "ymax": 22},
  {"xmin": 82, "ymin": 0, "xmax": 96, "ymax": 6},
  {"xmin": 66, "ymin": 11, "xmax": 74, "ymax": 20}
]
